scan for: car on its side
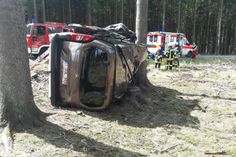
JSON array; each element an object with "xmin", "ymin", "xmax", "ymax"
[{"xmin": 49, "ymin": 24, "xmax": 147, "ymax": 110}]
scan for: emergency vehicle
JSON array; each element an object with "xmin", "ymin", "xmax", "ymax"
[
  {"xmin": 147, "ymin": 31, "xmax": 197, "ymax": 58},
  {"xmin": 26, "ymin": 22, "xmax": 65, "ymax": 57}
]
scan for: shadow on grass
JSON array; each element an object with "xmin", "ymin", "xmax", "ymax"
[
  {"xmin": 23, "ymin": 84, "xmax": 200, "ymax": 156},
  {"xmin": 83, "ymin": 84, "xmax": 201, "ymax": 128},
  {"xmin": 17, "ymin": 121, "xmax": 144, "ymax": 157}
]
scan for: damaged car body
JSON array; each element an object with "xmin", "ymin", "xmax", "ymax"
[{"xmin": 49, "ymin": 25, "xmax": 147, "ymax": 110}]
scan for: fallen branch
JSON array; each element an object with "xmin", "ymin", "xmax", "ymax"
[
  {"xmin": 160, "ymin": 144, "xmax": 179, "ymax": 154},
  {"xmin": 204, "ymin": 151, "xmax": 227, "ymax": 155}
]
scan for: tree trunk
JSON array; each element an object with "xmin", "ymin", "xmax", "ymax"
[
  {"xmin": 0, "ymin": 0, "xmax": 41, "ymax": 152},
  {"xmin": 216, "ymin": 0, "xmax": 224, "ymax": 55},
  {"xmin": 115, "ymin": 0, "xmax": 118, "ymax": 23},
  {"xmin": 121, "ymin": 0, "xmax": 124, "ymax": 23},
  {"xmin": 135, "ymin": 0, "xmax": 149, "ymax": 87},
  {"xmin": 230, "ymin": 24, "xmax": 235, "ymax": 54},
  {"xmin": 233, "ymin": 24, "xmax": 236, "ymax": 54},
  {"xmin": 205, "ymin": 0, "xmax": 211, "ymax": 54},
  {"xmin": 128, "ymin": 0, "xmax": 132, "ymax": 28},
  {"xmin": 177, "ymin": 0, "xmax": 181, "ymax": 33},
  {"xmin": 135, "ymin": 0, "xmax": 148, "ymax": 44},
  {"xmin": 192, "ymin": 0, "xmax": 197, "ymax": 42},
  {"xmin": 42, "ymin": 0, "xmax": 46, "ymax": 22},
  {"xmin": 33, "ymin": 0, "xmax": 37, "ymax": 21},
  {"xmin": 162, "ymin": 0, "xmax": 166, "ymax": 31},
  {"xmin": 62, "ymin": 0, "xmax": 65, "ymax": 23},
  {"xmin": 68, "ymin": 0, "xmax": 72, "ymax": 23},
  {"xmin": 86, "ymin": 0, "xmax": 92, "ymax": 25}
]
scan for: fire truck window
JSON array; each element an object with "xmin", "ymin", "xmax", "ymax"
[
  {"xmin": 149, "ymin": 36, "xmax": 153, "ymax": 42},
  {"xmin": 154, "ymin": 35, "xmax": 158, "ymax": 42},
  {"xmin": 26, "ymin": 26, "xmax": 32, "ymax": 35},
  {"xmin": 48, "ymin": 26, "xmax": 56, "ymax": 34},
  {"xmin": 33, "ymin": 26, "xmax": 46, "ymax": 36},
  {"xmin": 57, "ymin": 27, "xmax": 63, "ymax": 33}
]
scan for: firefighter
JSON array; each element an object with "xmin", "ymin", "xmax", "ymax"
[
  {"xmin": 154, "ymin": 47, "xmax": 164, "ymax": 69},
  {"xmin": 154, "ymin": 51, "xmax": 159, "ymax": 68},
  {"xmin": 192, "ymin": 43, "xmax": 197, "ymax": 59},
  {"xmin": 146, "ymin": 51, "xmax": 150, "ymax": 59},
  {"xmin": 166, "ymin": 43, "xmax": 178, "ymax": 70}
]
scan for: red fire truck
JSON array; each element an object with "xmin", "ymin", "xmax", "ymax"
[
  {"xmin": 26, "ymin": 22, "xmax": 65, "ymax": 57},
  {"xmin": 147, "ymin": 31, "xmax": 197, "ymax": 58}
]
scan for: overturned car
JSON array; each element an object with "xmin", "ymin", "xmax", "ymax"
[{"xmin": 49, "ymin": 24, "xmax": 147, "ymax": 110}]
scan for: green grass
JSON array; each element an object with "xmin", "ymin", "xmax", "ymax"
[
  {"xmin": 147, "ymin": 56, "xmax": 236, "ymax": 66},
  {"xmin": 179, "ymin": 56, "xmax": 236, "ymax": 64},
  {"xmin": 174, "ymin": 132, "xmax": 199, "ymax": 145},
  {"xmin": 227, "ymin": 146, "xmax": 236, "ymax": 157}
]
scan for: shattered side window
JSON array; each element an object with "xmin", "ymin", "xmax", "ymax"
[
  {"xmin": 80, "ymin": 47, "xmax": 108, "ymax": 106},
  {"xmin": 87, "ymin": 48, "xmax": 107, "ymax": 87}
]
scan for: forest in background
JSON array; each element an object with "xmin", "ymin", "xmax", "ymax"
[{"xmin": 24, "ymin": 0, "xmax": 236, "ymax": 55}]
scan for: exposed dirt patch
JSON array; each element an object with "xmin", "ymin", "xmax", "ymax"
[{"xmin": 1, "ymin": 57, "xmax": 236, "ymax": 157}]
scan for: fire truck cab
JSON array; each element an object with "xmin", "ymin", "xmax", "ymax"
[
  {"xmin": 26, "ymin": 22, "xmax": 65, "ymax": 57},
  {"xmin": 147, "ymin": 31, "xmax": 197, "ymax": 57}
]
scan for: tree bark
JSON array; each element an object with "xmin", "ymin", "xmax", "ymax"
[
  {"xmin": 205, "ymin": 0, "xmax": 211, "ymax": 54},
  {"xmin": 162, "ymin": 0, "xmax": 166, "ymax": 31},
  {"xmin": 42, "ymin": 0, "xmax": 46, "ymax": 22},
  {"xmin": 68, "ymin": 0, "xmax": 72, "ymax": 23},
  {"xmin": 62, "ymin": 0, "xmax": 65, "ymax": 23},
  {"xmin": 177, "ymin": 0, "xmax": 181, "ymax": 33},
  {"xmin": 115, "ymin": 0, "xmax": 118, "ymax": 23},
  {"xmin": 135, "ymin": 0, "xmax": 149, "ymax": 87},
  {"xmin": 33, "ymin": 0, "xmax": 37, "ymax": 21},
  {"xmin": 135, "ymin": 0, "xmax": 148, "ymax": 44},
  {"xmin": 121, "ymin": 0, "xmax": 124, "ymax": 23},
  {"xmin": 87, "ymin": 0, "xmax": 92, "ymax": 25},
  {"xmin": 216, "ymin": 0, "xmax": 224, "ymax": 55},
  {"xmin": 233, "ymin": 24, "xmax": 236, "ymax": 54},
  {"xmin": 192, "ymin": 0, "xmax": 197, "ymax": 42},
  {"xmin": 0, "ymin": 0, "xmax": 41, "ymax": 151}
]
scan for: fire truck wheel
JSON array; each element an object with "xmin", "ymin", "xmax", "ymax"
[{"xmin": 187, "ymin": 51, "xmax": 192, "ymax": 58}]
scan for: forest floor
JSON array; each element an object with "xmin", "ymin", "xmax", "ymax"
[{"xmin": 1, "ymin": 56, "xmax": 236, "ymax": 157}]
